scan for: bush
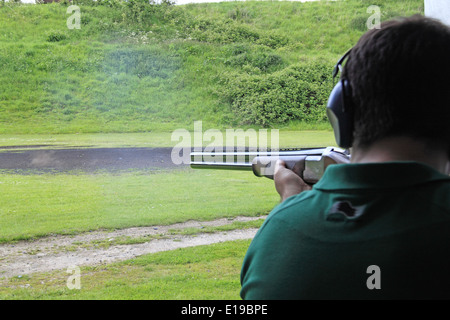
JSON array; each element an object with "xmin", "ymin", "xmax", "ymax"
[
  {"xmin": 46, "ymin": 31, "xmax": 67, "ymax": 42},
  {"xmin": 186, "ymin": 18, "xmax": 289, "ymax": 49},
  {"xmin": 217, "ymin": 63, "xmax": 334, "ymax": 126},
  {"xmin": 224, "ymin": 49, "xmax": 284, "ymax": 73}
]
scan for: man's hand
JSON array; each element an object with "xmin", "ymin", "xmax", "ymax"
[{"xmin": 274, "ymin": 160, "xmax": 312, "ymax": 202}]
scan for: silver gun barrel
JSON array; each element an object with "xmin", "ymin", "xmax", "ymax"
[
  {"xmin": 189, "ymin": 161, "xmax": 253, "ymax": 171},
  {"xmin": 189, "ymin": 147, "xmax": 350, "ymax": 183},
  {"xmin": 190, "ymin": 148, "xmax": 328, "ymax": 166}
]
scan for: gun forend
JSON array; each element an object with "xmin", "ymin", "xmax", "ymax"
[{"xmin": 190, "ymin": 147, "xmax": 350, "ymax": 184}]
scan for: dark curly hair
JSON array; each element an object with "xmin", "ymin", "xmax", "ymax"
[{"xmin": 343, "ymin": 15, "xmax": 450, "ymax": 155}]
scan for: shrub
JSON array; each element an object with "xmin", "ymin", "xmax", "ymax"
[
  {"xmin": 186, "ymin": 18, "xmax": 288, "ymax": 49},
  {"xmin": 46, "ymin": 31, "xmax": 67, "ymax": 42},
  {"xmin": 224, "ymin": 50, "xmax": 284, "ymax": 73},
  {"xmin": 217, "ymin": 63, "xmax": 334, "ymax": 126}
]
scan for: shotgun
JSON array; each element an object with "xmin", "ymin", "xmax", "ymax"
[{"xmin": 190, "ymin": 146, "xmax": 350, "ymax": 184}]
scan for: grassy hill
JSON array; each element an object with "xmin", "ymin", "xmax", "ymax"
[{"xmin": 0, "ymin": 0, "xmax": 423, "ymax": 134}]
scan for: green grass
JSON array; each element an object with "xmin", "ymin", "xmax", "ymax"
[
  {"xmin": 0, "ymin": 0, "xmax": 424, "ymax": 134},
  {"xmin": 0, "ymin": 239, "xmax": 250, "ymax": 299},
  {"xmin": 0, "ymin": 168, "xmax": 276, "ymax": 243},
  {"xmin": 0, "ymin": 129, "xmax": 335, "ymax": 149}
]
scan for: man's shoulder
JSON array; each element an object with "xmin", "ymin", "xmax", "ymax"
[
  {"xmin": 262, "ymin": 190, "xmax": 325, "ymax": 230},
  {"xmin": 265, "ymin": 162, "xmax": 450, "ymax": 231},
  {"xmin": 269, "ymin": 190, "xmax": 318, "ymax": 217},
  {"xmin": 418, "ymin": 178, "xmax": 450, "ymax": 212}
]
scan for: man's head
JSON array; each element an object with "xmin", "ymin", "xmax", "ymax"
[{"xmin": 342, "ymin": 15, "xmax": 450, "ymax": 156}]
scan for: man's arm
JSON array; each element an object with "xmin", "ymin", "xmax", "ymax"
[{"xmin": 273, "ymin": 159, "xmax": 312, "ymax": 202}]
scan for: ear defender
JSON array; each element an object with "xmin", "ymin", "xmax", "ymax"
[{"xmin": 326, "ymin": 49, "xmax": 354, "ymax": 149}]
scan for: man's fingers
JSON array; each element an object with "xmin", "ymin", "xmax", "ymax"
[
  {"xmin": 273, "ymin": 159, "xmax": 312, "ymax": 202},
  {"xmin": 274, "ymin": 159, "xmax": 286, "ymax": 175}
]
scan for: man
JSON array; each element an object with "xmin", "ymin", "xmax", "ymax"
[{"xmin": 240, "ymin": 15, "xmax": 450, "ymax": 299}]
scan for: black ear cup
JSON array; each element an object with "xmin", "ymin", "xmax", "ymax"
[
  {"xmin": 326, "ymin": 49, "xmax": 354, "ymax": 149},
  {"xmin": 326, "ymin": 80, "xmax": 354, "ymax": 148}
]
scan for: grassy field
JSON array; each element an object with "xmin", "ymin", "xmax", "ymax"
[
  {"xmin": 0, "ymin": 0, "xmax": 424, "ymax": 300},
  {"xmin": 0, "ymin": 0, "xmax": 423, "ymax": 133},
  {"xmin": 0, "ymin": 129, "xmax": 335, "ymax": 148},
  {"xmin": 0, "ymin": 168, "xmax": 277, "ymax": 243}
]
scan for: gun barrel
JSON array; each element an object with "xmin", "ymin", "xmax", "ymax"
[
  {"xmin": 189, "ymin": 147, "xmax": 350, "ymax": 183},
  {"xmin": 190, "ymin": 148, "xmax": 329, "ymax": 175},
  {"xmin": 190, "ymin": 148, "xmax": 328, "ymax": 165},
  {"xmin": 189, "ymin": 161, "xmax": 253, "ymax": 171}
]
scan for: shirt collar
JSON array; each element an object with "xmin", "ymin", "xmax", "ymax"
[{"xmin": 314, "ymin": 161, "xmax": 450, "ymax": 191}]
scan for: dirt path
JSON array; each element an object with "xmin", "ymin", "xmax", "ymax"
[{"xmin": 0, "ymin": 216, "xmax": 265, "ymax": 279}]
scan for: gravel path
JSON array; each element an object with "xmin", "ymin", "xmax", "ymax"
[{"xmin": 0, "ymin": 216, "xmax": 265, "ymax": 278}]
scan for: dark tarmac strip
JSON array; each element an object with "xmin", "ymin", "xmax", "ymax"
[{"xmin": 0, "ymin": 147, "xmax": 185, "ymax": 173}]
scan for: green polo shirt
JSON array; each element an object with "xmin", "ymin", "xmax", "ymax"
[{"xmin": 240, "ymin": 161, "xmax": 450, "ymax": 300}]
